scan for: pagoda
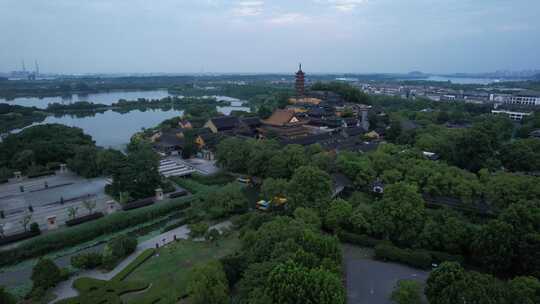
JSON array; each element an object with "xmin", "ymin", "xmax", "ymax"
[{"xmin": 295, "ymin": 63, "xmax": 305, "ymax": 97}]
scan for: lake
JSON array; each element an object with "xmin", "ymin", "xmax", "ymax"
[
  {"xmin": 15, "ymin": 104, "xmax": 249, "ymax": 150},
  {"xmin": 425, "ymin": 76, "xmax": 499, "ymax": 85},
  {"xmin": 0, "ymin": 90, "xmax": 173, "ymax": 109},
  {"xmin": 0, "ymin": 89, "xmax": 247, "ymax": 109},
  {"xmin": 5, "ymin": 89, "xmax": 250, "ymax": 149}
]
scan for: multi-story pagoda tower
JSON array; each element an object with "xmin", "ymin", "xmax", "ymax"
[{"xmin": 295, "ymin": 63, "xmax": 305, "ymax": 98}]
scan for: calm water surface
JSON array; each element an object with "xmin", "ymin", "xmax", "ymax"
[
  {"xmin": 13, "ymin": 105, "xmax": 250, "ymax": 150},
  {"xmin": 425, "ymin": 76, "xmax": 499, "ymax": 85},
  {"xmin": 4, "ymin": 90, "xmax": 250, "ymax": 149},
  {"xmin": 0, "ymin": 90, "xmax": 173, "ymax": 109},
  {"xmin": 0, "ymin": 90, "xmax": 247, "ymax": 109}
]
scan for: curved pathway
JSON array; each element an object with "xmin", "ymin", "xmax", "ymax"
[{"xmin": 50, "ymin": 221, "xmax": 231, "ymax": 303}]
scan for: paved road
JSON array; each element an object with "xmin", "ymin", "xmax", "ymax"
[
  {"xmin": 50, "ymin": 220, "xmax": 231, "ymax": 303},
  {"xmin": 345, "ymin": 246, "xmax": 430, "ymax": 304},
  {"xmin": 0, "ymin": 172, "xmax": 110, "ymax": 236}
]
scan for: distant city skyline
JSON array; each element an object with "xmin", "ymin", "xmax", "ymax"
[{"xmin": 1, "ymin": 0, "xmax": 539, "ymax": 74}]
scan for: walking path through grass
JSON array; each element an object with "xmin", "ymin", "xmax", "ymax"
[{"xmin": 50, "ymin": 220, "xmax": 232, "ymax": 303}]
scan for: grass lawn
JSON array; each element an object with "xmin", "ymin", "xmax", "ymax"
[{"xmin": 122, "ymin": 232, "xmax": 241, "ymax": 304}]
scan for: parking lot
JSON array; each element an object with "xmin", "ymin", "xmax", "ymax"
[
  {"xmin": 345, "ymin": 245, "xmax": 430, "ymax": 304},
  {"xmin": 0, "ymin": 172, "xmax": 111, "ymax": 236}
]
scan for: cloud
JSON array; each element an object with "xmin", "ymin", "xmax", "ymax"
[
  {"xmin": 232, "ymin": 1, "xmax": 264, "ymax": 17},
  {"xmin": 266, "ymin": 13, "xmax": 311, "ymax": 25},
  {"xmin": 325, "ymin": 0, "xmax": 368, "ymax": 12}
]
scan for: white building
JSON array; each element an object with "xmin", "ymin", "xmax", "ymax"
[
  {"xmin": 491, "ymin": 109, "xmax": 532, "ymax": 121},
  {"xmin": 490, "ymin": 93, "xmax": 540, "ymax": 106}
]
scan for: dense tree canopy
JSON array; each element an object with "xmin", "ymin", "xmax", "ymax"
[
  {"xmin": 188, "ymin": 261, "xmax": 229, "ymax": 304},
  {"xmin": 0, "ymin": 124, "xmax": 94, "ymax": 173}
]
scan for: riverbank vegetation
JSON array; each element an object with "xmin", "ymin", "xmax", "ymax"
[{"xmin": 0, "ymin": 104, "xmax": 47, "ymax": 133}]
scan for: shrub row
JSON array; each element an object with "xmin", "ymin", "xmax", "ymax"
[
  {"xmin": 374, "ymin": 243, "xmax": 432, "ymax": 269},
  {"xmin": 0, "ymin": 178, "xmax": 8, "ymax": 184},
  {"xmin": 0, "ymin": 196, "xmax": 193, "ymax": 267},
  {"xmin": 0, "ymin": 230, "xmax": 41, "ymax": 246},
  {"xmin": 122, "ymin": 198, "xmax": 154, "ymax": 211},
  {"xmin": 112, "ymin": 248, "xmax": 155, "ymax": 281},
  {"xmin": 336, "ymin": 230, "xmax": 382, "ymax": 247},
  {"xmin": 65, "ymin": 212, "xmax": 104, "ymax": 227},
  {"xmin": 27, "ymin": 171, "xmax": 55, "ymax": 179},
  {"xmin": 169, "ymin": 190, "xmax": 188, "ymax": 199}
]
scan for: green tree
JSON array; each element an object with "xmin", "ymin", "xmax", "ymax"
[
  {"xmin": 419, "ymin": 209, "xmax": 473, "ymax": 255},
  {"xmin": 269, "ymin": 144, "xmax": 308, "ymax": 179},
  {"xmin": 96, "ymin": 148, "xmax": 126, "ymax": 176},
  {"xmin": 111, "ymin": 143, "xmax": 161, "ymax": 200},
  {"xmin": 265, "ymin": 260, "xmax": 345, "ymax": 304},
  {"xmin": 200, "ymin": 183, "xmax": 248, "ymax": 219},
  {"xmin": 188, "ymin": 261, "xmax": 229, "ymax": 304},
  {"xmin": 31, "ymin": 258, "xmax": 62, "ymax": 291},
  {"xmin": 350, "ymin": 203, "xmax": 373, "ymax": 234},
  {"xmin": 247, "ymin": 140, "xmax": 279, "ymax": 177},
  {"xmin": 205, "ymin": 228, "xmax": 221, "ymax": 245},
  {"xmin": 471, "ymin": 220, "xmax": 515, "ymax": 274},
  {"xmin": 67, "ymin": 145, "xmax": 99, "ymax": 177},
  {"xmin": 12, "ymin": 149, "xmax": 35, "ymax": 171},
  {"xmin": 288, "ymin": 166, "xmax": 332, "ymax": 211},
  {"xmin": 102, "ymin": 235, "xmax": 137, "ymax": 269},
  {"xmin": 215, "ymin": 137, "xmax": 251, "ymax": 173},
  {"xmin": 324, "ymin": 199, "xmax": 353, "ymax": 231},
  {"xmin": 261, "ymin": 178, "xmax": 289, "ymax": 200},
  {"xmin": 293, "ymin": 207, "xmax": 321, "ymax": 229},
  {"xmin": 82, "ymin": 199, "xmax": 97, "ymax": 215},
  {"xmin": 507, "ymin": 276, "xmax": 540, "ymax": 304},
  {"xmin": 311, "ymin": 152, "xmax": 334, "ymax": 172},
  {"xmin": 426, "ymin": 261, "xmax": 465, "ymax": 303},
  {"xmin": 500, "ymin": 139, "xmax": 540, "ymax": 172},
  {"xmin": 371, "ymin": 183, "xmax": 425, "ymax": 246},
  {"xmin": 391, "ymin": 280, "xmax": 422, "ymax": 304},
  {"xmin": 0, "ymin": 286, "xmax": 16, "ymax": 304},
  {"xmin": 189, "ymin": 222, "xmax": 210, "ymax": 239}
]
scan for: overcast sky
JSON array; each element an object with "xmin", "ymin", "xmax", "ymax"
[{"xmin": 1, "ymin": 0, "xmax": 539, "ymax": 74}]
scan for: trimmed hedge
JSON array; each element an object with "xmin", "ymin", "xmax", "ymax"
[
  {"xmin": 336, "ymin": 230, "xmax": 381, "ymax": 247},
  {"xmin": 0, "ymin": 178, "xmax": 8, "ymax": 184},
  {"xmin": 169, "ymin": 190, "xmax": 188, "ymax": 199},
  {"xmin": 122, "ymin": 198, "xmax": 154, "ymax": 211},
  {"xmin": 112, "ymin": 248, "xmax": 155, "ymax": 281},
  {"xmin": 27, "ymin": 171, "xmax": 55, "ymax": 179},
  {"xmin": 374, "ymin": 243, "xmax": 432, "ymax": 269},
  {"xmin": 0, "ymin": 230, "xmax": 40, "ymax": 246},
  {"xmin": 0, "ymin": 196, "xmax": 193, "ymax": 267},
  {"xmin": 65, "ymin": 212, "xmax": 104, "ymax": 227}
]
